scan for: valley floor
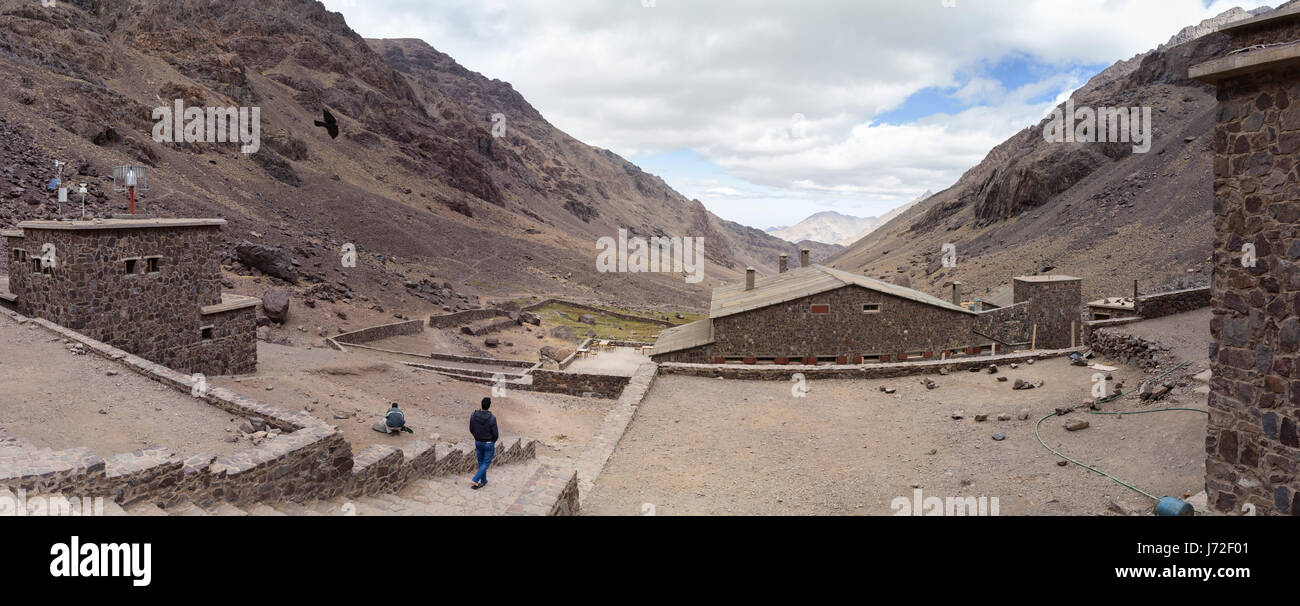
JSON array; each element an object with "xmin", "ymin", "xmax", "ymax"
[{"xmin": 584, "ymin": 356, "xmax": 1209, "ymax": 516}]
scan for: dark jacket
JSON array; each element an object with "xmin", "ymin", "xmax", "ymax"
[
  {"xmin": 385, "ymin": 407, "xmax": 405, "ymax": 428},
  {"xmin": 469, "ymin": 410, "xmax": 499, "ymax": 443}
]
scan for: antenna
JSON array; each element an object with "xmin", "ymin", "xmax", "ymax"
[
  {"xmin": 78, "ymin": 183, "xmax": 88, "ymax": 219},
  {"xmin": 112, "ymin": 166, "xmax": 149, "ymax": 214}
]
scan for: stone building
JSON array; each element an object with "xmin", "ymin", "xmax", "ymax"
[
  {"xmin": 0, "ymin": 218, "xmax": 258, "ymax": 376},
  {"xmin": 1191, "ymin": 6, "xmax": 1300, "ymax": 515},
  {"xmin": 649, "ymin": 256, "xmax": 1082, "ymax": 364}
]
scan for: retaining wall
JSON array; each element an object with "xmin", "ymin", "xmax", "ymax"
[
  {"xmin": 1134, "ymin": 287, "xmax": 1211, "ymax": 319},
  {"xmin": 334, "ymin": 319, "xmax": 426, "ymax": 345}
]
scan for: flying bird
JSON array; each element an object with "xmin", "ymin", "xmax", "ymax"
[{"xmin": 314, "ymin": 109, "xmax": 339, "ymax": 139}]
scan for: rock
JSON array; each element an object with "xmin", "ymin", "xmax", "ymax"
[
  {"xmin": 333, "ymin": 412, "xmax": 350, "ymax": 420},
  {"xmin": 1026, "ymin": 358, "xmax": 1035, "ymax": 365},
  {"xmin": 992, "ymin": 433, "xmax": 1007, "ymax": 441},
  {"xmin": 1018, "ymin": 409, "xmax": 1031, "ymax": 420},
  {"xmin": 105, "ymin": 370, "xmax": 118, "ymax": 376},
  {"xmin": 974, "ymin": 414, "xmax": 988, "ymax": 422},
  {"xmin": 235, "ymin": 241, "xmax": 299, "ymax": 282},
  {"xmin": 997, "ymin": 376, "xmax": 1009, "ymax": 382},
  {"xmin": 997, "ymin": 413, "xmax": 1012, "ymax": 421},
  {"xmin": 239, "ymin": 421, "xmax": 255, "ymax": 433},
  {"xmin": 484, "ymin": 338, "xmax": 500, "ymax": 347},
  {"xmin": 262, "ymin": 289, "xmax": 291, "ymax": 324},
  {"xmin": 578, "ymin": 314, "xmax": 596, "ymax": 325},
  {"xmin": 1064, "ymin": 419, "xmax": 1090, "ymax": 432},
  {"xmin": 883, "ymin": 387, "xmax": 896, "ymax": 394},
  {"xmin": 1055, "ymin": 407, "xmax": 1072, "ymax": 416},
  {"xmin": 256, "ymin": 326, "xmax": 271, "ymax": 340},
  {"xmin": 926, "ymin": 449, "xmax": 938, "ymax": 455},
  {"xmin": 987, "ymin": 364, "xmax": 998, "ymax": 374},
  {"xmin": 951, "ymin": 410, "xmax": 965, "ymax": 420},
  {"xmin": 1057, "ymin": 460, "xmax": 1069, "ymax": 467},
  {"xmin": 249, "ymin": 417, "xmax": 267, "ymax": 431},
  {"xmin": 1010, "ymin": 363, "xmax": 1019, "ymax": 369},
  {"xmin": 938, "ymin": 367, "xmax": 949, "ymax": 375},
  {"xmin": 923, "ymin": 379, "xmax": 938, "ymax": 390}
]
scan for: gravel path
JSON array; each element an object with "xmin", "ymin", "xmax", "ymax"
[
  {"xmin": 0, "ymin": 315, "xmax": 245, "ymax": 458},
  {"xmin": 584, "ymin": 357, "xmax": 1207, "ymax": 516}
]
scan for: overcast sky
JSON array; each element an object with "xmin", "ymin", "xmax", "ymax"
[{"xmin": 321, "ymin": 0, "xmax": 1274, "ymax": 230}]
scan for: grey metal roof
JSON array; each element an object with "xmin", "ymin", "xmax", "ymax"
[
  {"xmin": 980, "ymin": 286, "xmax": 1015, "ymax": 309},
  {"xmin": 650, "ymin": 319, "xmax": 715, "ymax": 356},
  {"xmin": 708, "ymin": 264, "xmax": 976, "ymax": 319}
]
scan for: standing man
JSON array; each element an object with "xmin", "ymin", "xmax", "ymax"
[{"xmin": 469, "ymin": 397, "xmax": 499, "ymax": 489}]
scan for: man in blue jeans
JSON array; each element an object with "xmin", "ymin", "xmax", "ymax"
[{"xmin": 469, "ymin": 397, "xmax": 499, "ymax": 489}]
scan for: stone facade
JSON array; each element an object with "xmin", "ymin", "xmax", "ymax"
[
  {"xmin": 1011, "ymin": 277, "xmax": 1083, "ymax": 350},
  {"xmin": 655, "ymin": 284, "xmax": 981, "ymax": 363},
  {"xmin": 1192, "ymin": 13, "xmax": 1300, "ymax": 515},
  {"xmin": 2, "ymin": 219, "xmax": 256, "ymax": 375}
]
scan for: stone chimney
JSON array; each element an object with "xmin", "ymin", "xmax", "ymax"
[
  {"xmin": 951, "ymin": 281, "xmax": 962, "ymax": 306},
  {"xmin": 778, "ymin": 254, "xmax": 788, "ymax": 273},
  {"xmin": 799, "ymin": 249, "xmax": 810, "ymax": 268},
  {"xmin": 745, "ymin": 267, "xmax": 756, "ymax": 291}
]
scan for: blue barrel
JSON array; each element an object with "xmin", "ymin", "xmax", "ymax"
[{"xmin": 1155, "ymin": 497, "xmax": 1194, "ymax": 516}]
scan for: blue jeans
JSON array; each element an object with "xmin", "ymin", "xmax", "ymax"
[{"xmin": 472, "ymin": 441, "xmax": 495, "ymax": 484}]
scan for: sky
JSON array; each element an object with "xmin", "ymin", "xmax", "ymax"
[{"xmin": 320, "ymin": 0, "xmax": 1276, "ymax": 230}]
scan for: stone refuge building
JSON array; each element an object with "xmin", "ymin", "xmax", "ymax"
[
  {"xmin": 650, "ymin": 254, "xmax": 1082, "ymax": 364},
  {"xmin": 0, "ymin": 218, "xmax": 258, "ymax": 375},
  {"xmin": 1191, "ymin": 5, "xmax": 1300, "ymax": 515}
]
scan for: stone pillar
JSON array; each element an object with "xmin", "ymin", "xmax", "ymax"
[
  {"xmin": 799, "ymin": 248, "xmax": 810, "ymax": 268},
  {"xmin": 779, "ymin": 254, "xmax": 788, "ymax": 273},
  {"xmin": 951, "ymin": 281, "xmax": 962, "ymax": 306},
  {"xmin": 1191, "ymin": 8, "xmax": 1300, "ymax": 515},
  {"xmin": 745, "ymin": 267, "xmax": 756, "ymax": 291}
]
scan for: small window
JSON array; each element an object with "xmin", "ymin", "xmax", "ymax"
[
  {"xmin": 862, "ymin": 303, "xmax": 881, "ymax": 313},
  {"xmin": 810, "ymin": 304, "xmax": 830, "ymax": 315},
  {"xmin": 145, "ymin": 257, "xmax": 161, "ymax": 274},
  {"xmin": 123, "ymin": 259, "xmax": 138, "ymax": 275},
  {"xmin": 31, "ymin": 259, "xmax": 41, "ymax": 274},
  {"xmin": 11, "ymin": 249, "xmax": 25, "ymax": 262},
  {"xmin": 200, "ymin": 326, "xmax": 214, "ymax": 340}
]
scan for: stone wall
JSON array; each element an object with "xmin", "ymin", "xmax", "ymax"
[
  {"xmin": 459, "ymin": 316, "xmax": 519, "ymax": 336},
  {"xmin": 1134, "ymin": 287, "xmax": 1211, "ymax": 319},
  {"xmin": 3, "ymin": 224, "xmax": 255, "ymax": 375},
  {"xmin": 507, "ymin": 466, "xmax": 580, "ymax": 516},
  {"xmin": 529, "ymin": 369, "xmax": 632, "ymax": 399},
  {"xmin": 0, "ymin": 308, "xmax": 546, "ymax": 511},
  {"xmin": 574, "ymin": 363, "xmax": 658, "ymax": 506},
  {"xmin": 428, "ymin": 308, "xmax": 511, "ymax": 329},
  {"xmin": 1087, "ymin": 327, "xmax": 1176, "ymax": 370},
  {"xmin": 334, "ymin": 318, "xmax": 426, "ymax": 345},
  {"xmin": 1012, "ymin": 278, "xmax": 1083, "ymax": 350},
  {"xmin": 973, "ymin": 301, "xmax": 1033, "ymax": 345},
  {"xmin": 1081, "ymin": 317, "xmax": 1144, "ymax": 346},
  {"xmin": 1198, "ymin": 45, "xmax": 1300, "ymax": 515},
  {"xmin": 521, "ymin": 298, "xmax": 675, "ymax": 327}
]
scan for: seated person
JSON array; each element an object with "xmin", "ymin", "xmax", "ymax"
[{"xmin": 384, "ymin": 403, "xmax": 406, "ymax": 434}]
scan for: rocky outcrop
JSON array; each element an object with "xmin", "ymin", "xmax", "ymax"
[{"xmin": 234, "ymin": 241, "xmax": 298, "ymax": 283}]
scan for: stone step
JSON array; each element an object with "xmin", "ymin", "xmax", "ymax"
[
  {"xmin": 167, "ymin": 500, "xmax": 212, "ymax": 516},
  {"xmin": 123, "ymin": 501, "xmax": 169, "ymax": 516},
  {"xmin": 354, "ymin": 496, "xmax": 416, "ymax": 516},
  {"xmin": 273, "ymin": 501, "xmax": 323, "ymax": 516},
  {"xmin": 243, "ymin": 503, "xmax": 288, "ymax": 516},
  {"xmin": 100, "ymin": 499, "xmax": 130, "ymax": 517},
  {"xmin": 203, "ymin": 502, "xmax": 249, "ymax": 516},
  {"xmin": 368, "ymin": 493, "xmax": 436, "ymax": 515}
]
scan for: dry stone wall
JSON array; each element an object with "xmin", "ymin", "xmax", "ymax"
[{"xmin": 1134, "ymin": 287, "xmax": 1211, "ymax": 319}]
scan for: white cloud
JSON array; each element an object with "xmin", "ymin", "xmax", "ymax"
[{"xmin": 323, "ymin": 0, "xmax": 1276, "ymax": 226}]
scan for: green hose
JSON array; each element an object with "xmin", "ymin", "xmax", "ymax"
[{"xmin": 1032, "ymin": 361, "xmax": 1208, "ymax": 512}]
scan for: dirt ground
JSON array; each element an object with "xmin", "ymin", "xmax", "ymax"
[
  {"xmin": 583, "ymin": 356, "xmax": 1209, "ymax": 516},
  {"xmin": 1111, "ymin": 308, "xmax": 1212, "ymax": 371},
  {"xmin": 210, "ymin": 342, "xmax": 613, "ymax": 463},
  {"xmin": 0, "ymin": 315, "xmax": 244, "ymax": 458}
]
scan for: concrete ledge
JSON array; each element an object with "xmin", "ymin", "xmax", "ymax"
[
  {"xmin": 1191, "ymin": 41, "xmax": 1300, "ymax": 83},
  {"xmin": 201, "ymin": 293, "xmax": 260, "ymax": 315},
  {"xmin": 658, "ymin": 347, "xmax": 1083, "ymax": 380}
]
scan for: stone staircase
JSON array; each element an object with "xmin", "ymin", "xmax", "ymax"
[{"xmin": 4, "ymin": 459, "xmax": 573, "ymax": 517}]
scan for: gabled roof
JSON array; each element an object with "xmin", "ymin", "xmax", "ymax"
[
  {"xmin": 649, "ymin": 319, "xmax": 715, "ymax": 356},
  {"xmin": 708, "ymin": 264, "xmax": 976, "ymax": 319}
]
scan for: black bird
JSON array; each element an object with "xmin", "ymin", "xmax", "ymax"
[{"xmin": 314, "ymin": 109, "xmax": 339, "ymax": 139}]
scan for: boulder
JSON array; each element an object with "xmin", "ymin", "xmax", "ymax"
[
  {"xmin": 484, "ymin": 338, "xmax": 499, "ymax": 348},
  {"xmin": 235, "ymin": 241, "xmax": 299, "ymax": 283},
  {"xmin": 578, "ymin": 314, "xmax": 597, "ymax": 325},
  {"xmin": 262, "ymin": 289, "xmax": 290, "ymax": 324}
]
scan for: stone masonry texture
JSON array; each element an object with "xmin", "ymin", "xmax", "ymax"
[
  {"xmin": 4, "ymin": 223, "xmax": 255, "ymax": 375},
  {"xmin": 1200, "ymin": 21, "xmax": 1300, "ymax": 515}
]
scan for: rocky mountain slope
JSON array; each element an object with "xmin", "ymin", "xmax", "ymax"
[
  {"xmin": 0, "ymin": 0, "xmax": 804, "ymax": 321},
  {"xmin": 827, "ymin": 7, "xmax": 1272, "ymax": 303},
  {"xmin": 766, "ymin": 211, "xmax": 875, "ymax": 246}
]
